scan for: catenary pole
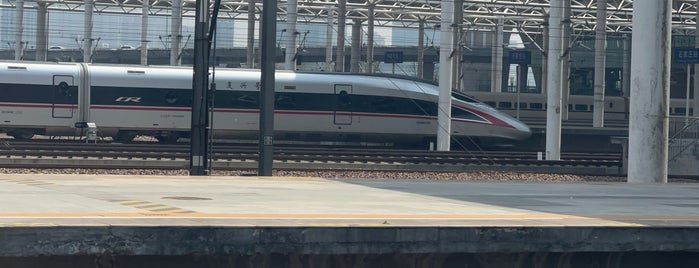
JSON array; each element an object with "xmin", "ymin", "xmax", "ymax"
[
  {"xmin": 437, "ymin": 0, "xmax": 454, "ymax": 151},
  {"xmin": 190, "ymin": 0, "xmax": 211, "ymax": 176},
  {"xmin": 258, "ymin": 0, "xmax": 277, "ymax": 176},
  {"xmin": 545, "ymin": 0, "xmax": 563, "ymax": 160}
]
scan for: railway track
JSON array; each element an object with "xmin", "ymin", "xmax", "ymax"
[{"xmin": 0, "ymin": 140, "xmax": 623, "ymax": 175}]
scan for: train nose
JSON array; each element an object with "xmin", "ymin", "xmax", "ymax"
[{"xmin": 511, "ymin": 120, "xmax": 532, "ymax": 140}]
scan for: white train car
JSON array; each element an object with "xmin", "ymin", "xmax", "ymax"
[{"xmin": 0, "ymin": 61, "xmax": 531, "ymax": 146}]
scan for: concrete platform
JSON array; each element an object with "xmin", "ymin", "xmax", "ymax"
[{"xmin": 0, "ymin": 174, "xmax": 698, "ymax": 265}]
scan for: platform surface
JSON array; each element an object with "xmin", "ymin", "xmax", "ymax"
[{"xmin": 1, "ymin": 174, "xmax": 698, "ymax": 256}]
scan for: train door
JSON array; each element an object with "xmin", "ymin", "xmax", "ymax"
[
  {"xmin": 52, "ymin": 75, "xmax": 76, "ymax": 118},
  {"xmin": 334, "ymin": 84, "xmax": 352, "ymax": 125}
]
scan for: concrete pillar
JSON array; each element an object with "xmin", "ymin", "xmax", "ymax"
[
  {"xmin": 545, "ymin": 0, "xmax": 563, "ymax": 160},
  {"xmin": 246, "ymin": 0, "xmax": 255, "ymax": 68},
  {"xmin": 84, "ymin": 0, "xmax": 94, "ymax": 63},
  {"xmin": 561, "ymin": 1, "xmax": 571, "ymax": 120},
  {"xmin": 628, "ymin": 0, "xmax": 671, "ymax": 183},
  {"xmin": 366, "ymin": 4, "xmax": 374, "ymax": 73},
  {"xmin": 284, "ymin": 0, "xmax": 297, "ymax": 70},
  {"xmin": 14, "ymin": 0, "xmax": 24, "ymax": 61},
  {"xmin": 593, "ymin": 0, "xmax": 607, "ymax": 127},
  {"xmin": 541, "ymin": 20, "xmax": 548, "ymax": 95},
  {"xmin": 170, "ymin": 0, "xmax": 183, "ymax": 66},
  {"xmin": 417, "ymin": 20, "xmax": 425, "ymax": 78},
  {"xmin": 452, "ymin": 0, "xmax": 463, "ymax": 90},
  {"xmin": 622, "ymin": 34, "xmax": 631, "ymax": 98},
  {"xmin": 336, "ymin": 0, "xmax": 346, "ymax": 72},
  {"xmin": 325, "ymin": 5, "xmax": 334, "ymax": 72},
  {"xmin": 35, "ymin": 2, "xmax": 48, "ymax": 62},
  {"xmin": 437, "ymin": 0, "xmax": 454, "ymax": 151},
  {"xmin": 350, "ymin": 19, "xmax": 362, "ymax": 73},
  {"xmin": 491, "ymin": 17, "xmax": 504, "ymax": 92},
  {"xmin": 141, "ymin": 0, "xmax": 149, "ymax": 65}
]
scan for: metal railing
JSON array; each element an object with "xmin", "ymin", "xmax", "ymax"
[{"xmin": 668, "ymin": 116, "xmax": 699, "ymax": 161}]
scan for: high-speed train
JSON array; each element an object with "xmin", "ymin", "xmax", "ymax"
[{"xmin": 0, "ymin": 61, "xmax": 531, "ymax": 147}]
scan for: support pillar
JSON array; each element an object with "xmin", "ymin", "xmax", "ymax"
[
  {"xmin": 366, "ymin": 4, "xmax": 374, "ymax": 73},
  {"xmin": 335, "ymin": 0, "xmax": 346, "ymax": 72},
  {"xmin": 83, "ymin": 0, "xmax": 94, "ymax": 63},
  {"xmin": 170, "ymin": 0, "xmax": 183, "ymax": 66},
  {"xmin": 141, "ymin": 0, "xmax": 149, "ymax": 65},
  {"xmin": 35, "ymin": 2, "xmax": 48, "ymax": 62},
  {"xmin": 491, "ymin": 17, "xmax": 504, "ymax": 92},
  {"xmin": 628, "ymin": 1, "xmax": 671, "ymax": 183},
  {"xmin": 545, "ymin": 0, "xmax": 563, "ymax": 160},
  {"xmin": 14, "ymin": 0, "xmax": 24, "ymax": 61},
  {"xmin": 437, "ymin": 0, "xmax": 454, "ymax": 151},
  {"xmin": 593, "ymin": 0, "xmax": 607, "ymax": 127},
  {"xmin": 350, "ymin": 19, "xmax": 361, "ymax": 73},
  {"xmin": 284, "ymin": 0, "xmax": 297, "ymax": 70},
  {"xmin": 325, "ymin": 5, "xmax": 334, "ymax": 72},
  {"xmin": 417, "ymin": 19, "xmax": 425, "ymax": 79},
  {"xmin": 246, "ymin": 0, "xmax": 255, "ymax": 68},
  {"xmin": 622, "ymin": 34, "xmax": 631, "ymax": 98},
  {"xmin": 561, "ymin": 1, "xmax": 571, "ymax": 120}
]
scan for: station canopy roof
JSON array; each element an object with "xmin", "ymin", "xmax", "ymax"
[{"xmin": 2, "ymin": 0, "xmax": 698, "ymax": 34}]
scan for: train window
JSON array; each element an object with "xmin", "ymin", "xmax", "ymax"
[
  {"xmin": 370, "ymin": 97, "xmax": 397, "ymax": 113},
  {"xmin": 675, "ymin": 107, "xmax": 686, "ymax": 115},
  {"xmin": 276, "ymin": 94, "xmax": 297, "ymax": 109},
  {"xmin": 57, "ymin": 82, "xmax": 70, "ymax": 96},
  {"xmin": 575, "ymin": 104, "xmax": 588, "ymax": 111},
  {"xmin": 530, "ymin": 103, "xmax": 543, "ymax": 110},
  {"xmin": 518, "ymin": 103, "xmax": 527, "ymax": 109},
  {"xmin": 452, "ymin": 107, "xmax": 486, "ymax": 122},
  {"xmin": 498, "ymin": 102, "xmax": 512, "ymax": 109},
  {"xmin": 230, "ymin": 93, "xmax": 258, "ymax": 109},
  {"xmin": 484, "ymin": 101, "xmax": 496, "ymax": 108}
]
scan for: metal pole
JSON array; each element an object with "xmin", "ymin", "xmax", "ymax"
[
  {"xmin": 561, "ymin": 0, "xmax": 571, "ymax": 121},
  {"xmin": 246, "ymin": 0, "xmax": 255, "ymax": 68},
  {"xmin": 190, "ymin": 0, "xmax": 211, "ymax": 176},
  {"xmin": 628, "ymin": 0, "xmax": 670, "ymax": 183},
  {"xmin": 325, "ymin": 5, "xmax": 334, "ymax": 72},
  {"xmin": 284, "ymin": 0, "xmax": 297, "ymax": 70},
  {"xmin": 336, "ymin": 0, "xmax": 346, "ymax": 72},
  {"xmin": 366, "ymin": 4, "xmax": 374, "ymax": 73},
  {"xmin": 35, "ymin": 2, "xmax": 48, "ymax": 62},
  {"xmin": 437, "ymin": 0, "xmax": 454, "ymax": 151},
  {"xmin": 417, "ymin": 19, "xmax": 424, "ymax": 79},
  {"xmin": 545, "ymin": 0, "xmax": 563, "ymax": 160},
  {"xmin": 141, "ymin": 0, "xmax": 149, "ymax": 65},
  {"xmin": 593, "ymin": 0, "xmax": 607, "ymax": 127},
  {"xmin": 170, "ymin": 0, "xmax": 183, "ymax": 66},
  {"xmin": 14, "ymin": 0, "xmax": 24, "ymax": 61},
  {"xmin": 83, "ymin": 0, "xmax": 93, "ymax": 63},
  {"xmin": 258, "ymin": 0, "xmax": 277, "ymax": 176},
  {"xmin": 350, "ymin": 19, "xmax": 361, "ymax": 73}
]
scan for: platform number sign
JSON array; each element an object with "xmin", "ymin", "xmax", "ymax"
[
  {"xmin": 384, "ymin": 51, "xmax": 404, "ymax": 64},
  {"xmin": 674, "ymin": 48, "xmax": 699, "ymax": 64},
  {"xmin": 508, "ymin": 50, "xmax": 531, "ymax": 65}
]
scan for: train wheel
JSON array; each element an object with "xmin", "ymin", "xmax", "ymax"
[
  {"xmin": 8, "ymin": 129, "xmax": 35, "ymax": 140},
  {"xmin": 114, "ymin": 131, "xmax": 136, "ymax": 143}
]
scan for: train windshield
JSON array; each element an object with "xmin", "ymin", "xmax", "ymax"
[
  {"xmin": 451, "ymin": 92, "xmax": 481, "ymax": 103},
  {"xmin": 451, "ymin": 106, "xmax": 488, "ymax": 123}
]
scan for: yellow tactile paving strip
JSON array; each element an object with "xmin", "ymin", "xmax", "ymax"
[{"xmin": 112, "ymin": 200, "xmax": 196, "ymax": 215}]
